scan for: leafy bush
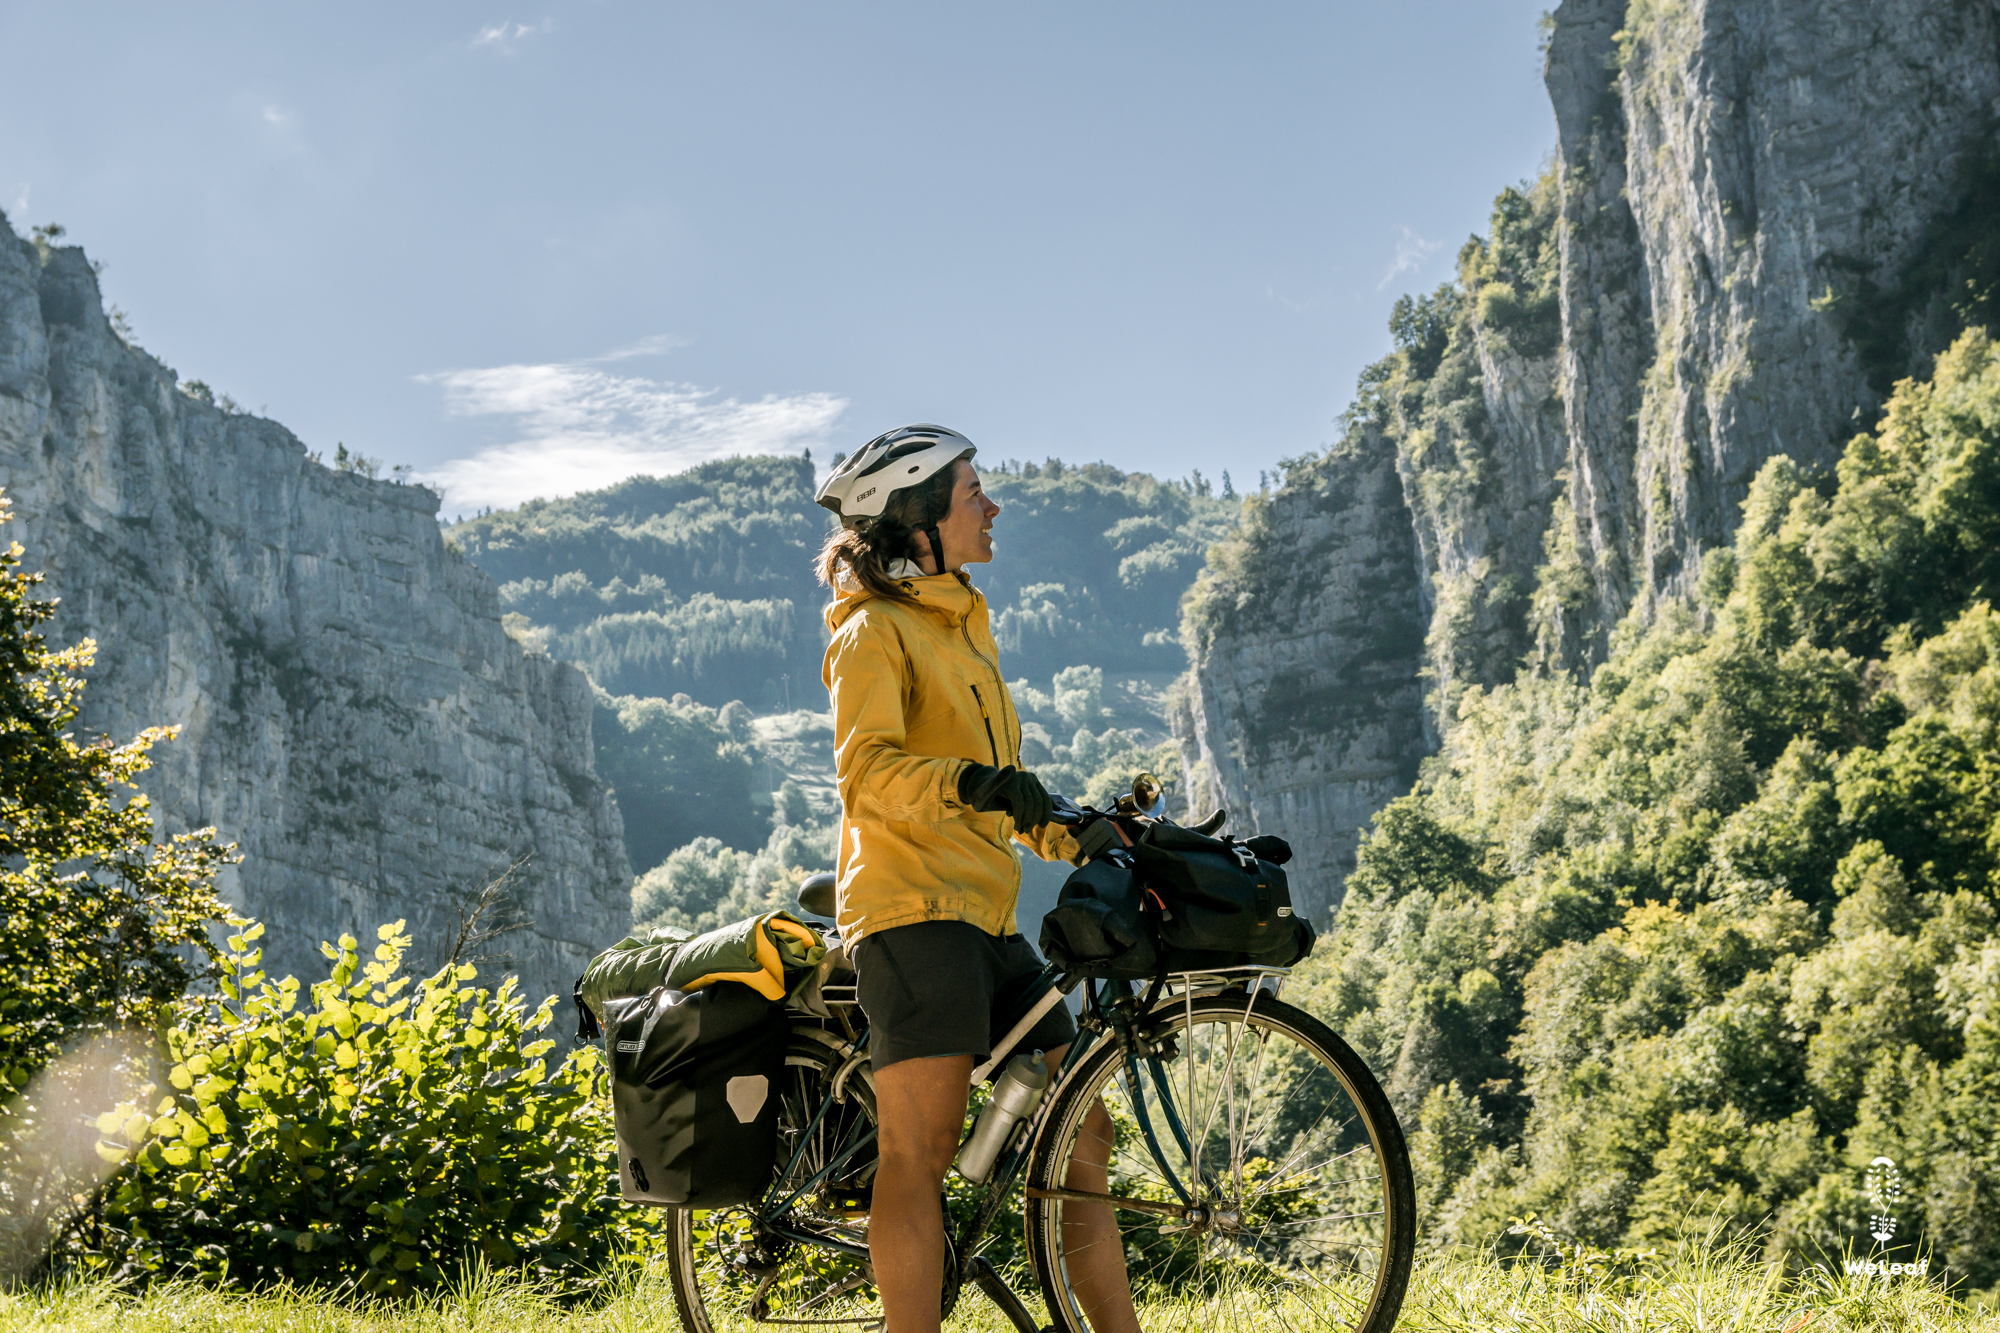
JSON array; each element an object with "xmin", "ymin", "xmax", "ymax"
[
  {"xmin": 0, "ymin": 494, "xmax": 233, "ymax": 1278},
  {"xmin": 1291, "ymin": 329, "xmax": 2000, "ymax": 1282},
  {"xmin": 69, "ymin": 922, "xmax": 648, "ymax": 1296}
]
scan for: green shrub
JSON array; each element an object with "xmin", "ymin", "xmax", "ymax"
[
  {"xmin": 0, "ymin": 497, "xmax": 232, "ymax": 1099},
  {"xmin": 70, "ymin": 922, "xmax": 652, "ymax": 1297},
  {"xmin": 0, "ymin": 493, "xmax": 233, "ymax": 1281}
]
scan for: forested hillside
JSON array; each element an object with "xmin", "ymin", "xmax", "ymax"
[
  {"xmin": 1291, "ymin": 330, "xmax": 2000, "ymax": 1283},
  {"xmin": 449, "ymin": 454, "xmax": 1237, "ymax": 708},
  {"xmin": 448, "ymin": 453, "xmax": 1236, "ymax": 896},
  {"xmin": 449, "ymin": 457, "xmax": 828, "ymax": 708}
]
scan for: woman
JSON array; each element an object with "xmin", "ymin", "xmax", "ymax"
[{"xmin": 815, "ymin": 425, "xmax": 1138, "ymax": 1333}]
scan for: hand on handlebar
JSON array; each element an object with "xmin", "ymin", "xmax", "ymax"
[{"xmin": 958, "ymin": 763, "xmax": 1055, "ymax": 832}]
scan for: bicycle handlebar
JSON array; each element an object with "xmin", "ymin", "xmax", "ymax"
[{"xmin": 794, "ymin": 793, "xmax": 1221, "ymax": 918}]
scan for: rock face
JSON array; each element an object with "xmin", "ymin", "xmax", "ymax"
[
  {"xmin": 1553, "ymin": 0, "xmax": 2000, "ymax": 632},
  {"xmin": 1174, "ymin": 427, "xmax": 1429, "ymax": 920},
  {"xmin": 1178, "ymin": 0, "xmax": 2000, "ymax": 915},
  {"xmin": 0, "ymin": 216, "xmax": 630, "ymax": 1003}
]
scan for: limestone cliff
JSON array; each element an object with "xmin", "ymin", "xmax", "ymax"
[
  {"xmin": 0, "ymin": 215, "xmax": 630, "ymax": 1002},
  {"xmin": 1178, "ymin": 0, "xmax": 2000, "ymax": 915},
  {"xmin": 1174, "ymin": 427, "xmax": 1428, "ymax": 920},
  {"xmin": 1551, "ymin": 0, "xmax": 2000, "ymax": 644}
]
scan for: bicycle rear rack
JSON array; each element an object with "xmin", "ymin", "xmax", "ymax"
[{"xmin": 1152, "ymin": 964, "xmax": 1292, "ymax": 1002}]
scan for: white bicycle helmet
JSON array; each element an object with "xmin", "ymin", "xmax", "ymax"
[{"xmin": 815, "ymin": 424, "xmax": 976, "ymax": 525}]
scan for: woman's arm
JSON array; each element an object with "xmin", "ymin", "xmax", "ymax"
[
  {"xmin": 1014, "ymin": 820, "xmax": 1084, "ymax": 866},
  {"xmin": 826, "ymin": 620, "xmax": 971, "ymax": 822}
]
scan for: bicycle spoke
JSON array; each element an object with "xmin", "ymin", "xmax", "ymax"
[
  {"xmin": 1251, "ymin": 1209, "xmax": 1388, "ymax": 1229},
  {"xmin": 1247, "ymin": 1142, "xmax": 1375, "ymax": 1200},
  {"xmin": 1232, "ymin": 1007, "xmax": 1275, "ymax": 1197}
]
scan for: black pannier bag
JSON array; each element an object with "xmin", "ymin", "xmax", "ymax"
[
  {"xmin": 602, "ymin": 980, "xmax": 789, "ymax": 1206},
  {"xmin": 1132, "ymin": 823, "xmax": 1314, "ymax": 968},
  {"xmin": 1039, "ymin": 850, "xmax": 1159, "ymax": 980}
]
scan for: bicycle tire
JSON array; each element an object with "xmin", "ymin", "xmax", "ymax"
[
  {"xmin": 1023, "ymin": 991, "xmax": 1415, "ymax": 1333},
  {"xmin": 666, "ymin": 1030, "xmax": 884, "ymax": 1332}
]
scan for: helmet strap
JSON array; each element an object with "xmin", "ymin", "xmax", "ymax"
[{"xmin": 919, "ymin": 523, "xmax": 946, "ymax": 575}]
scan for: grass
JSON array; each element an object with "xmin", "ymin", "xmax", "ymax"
[{"xmin": 2, "ymin": 1249, "xmax": 1996, "ymax": 1333}]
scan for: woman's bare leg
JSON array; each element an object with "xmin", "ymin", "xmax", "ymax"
[
  {"xmin": 1044, "ymin": 1047, "xmax": 1140, "ymax": 1333},
  {"xmin": 871, "ymin": 1054, "xmax": 973, "ymax": 1333}
]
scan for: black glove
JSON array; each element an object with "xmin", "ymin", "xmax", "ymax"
[{"xmin": 957, "ymin": 763, "xmax": 1054, "ymax": 832}]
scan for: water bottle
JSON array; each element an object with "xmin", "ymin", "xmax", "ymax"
[{"xmin": 955, "ymin": 1052, "xmax": 1049, "ymax": 1183}]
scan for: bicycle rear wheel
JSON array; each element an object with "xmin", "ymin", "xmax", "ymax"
[
  {"xmin": 1023, "ymin": 991, "xmax": 1414, "ymax": 1333},
  {"xmin": 665, "ymin": 1030, "xmax": 884, "ymax": 1332}
]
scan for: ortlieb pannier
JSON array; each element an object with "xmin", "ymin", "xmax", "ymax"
[
  {"xmin": 602, "ymin": 980, "xmax": 789, "ymax": 1206},
  {"xmin": 1040, "ymin": 823, "xmax": 1315, "ymax": 980}
]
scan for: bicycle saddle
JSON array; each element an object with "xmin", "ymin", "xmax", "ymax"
[
  {"xmin": 1188, "ymin": 808, "xmax": 1227, "ymax": 837},
  {"xmin": 797, "ymin": 872, "xmax": 837, "ymax": 920}
]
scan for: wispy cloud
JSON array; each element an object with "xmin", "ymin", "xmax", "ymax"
[
  {"xmin": 473, "ymin": 19, "xmax": 550, "ymax": 50},
  {"xmin": 416, "ymin": 359, "xmax": 846, "ymax": 512},
  {"xmin": 1265, "ymin": 284, "xmax": 1313, "ymax": 314},
  {"xmin": 590, "ymin": 333, "xmax": 691, "ymax": 362},
  {"xmin": 1378, "ymin": 225, "xmax": 1444, "ymax": 290},
  {"xmin": 232, "ymin": 92, "xmax": 306, "ymax": 156}
]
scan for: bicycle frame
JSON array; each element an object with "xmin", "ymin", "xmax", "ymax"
[{"xmin": 745, "ymin": 961, "xmax": 1292, "ymax": 1332}]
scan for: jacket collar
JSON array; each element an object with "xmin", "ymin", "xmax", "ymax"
[{"xmin": 826, "ymin": 565, "xmax": 982, "ymax": 631}]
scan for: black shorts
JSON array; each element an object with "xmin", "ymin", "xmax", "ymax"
[{"xmin": 852, "ymin": 920, "xmax": 1077, "ymax": 1073}]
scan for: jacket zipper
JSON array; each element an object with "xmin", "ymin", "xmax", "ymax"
[
  {"xmin": 960, "ymin": 607, "xmax": 1007, "ymax": 766},
  {"xmin": 968, "ymin": 683, "xmax": 1001, "ymax": 766}
]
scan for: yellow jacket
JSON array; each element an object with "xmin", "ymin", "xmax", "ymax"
[{"xmin": 822, "ymin": 567, "xmax": 1079, "ymax": 942}]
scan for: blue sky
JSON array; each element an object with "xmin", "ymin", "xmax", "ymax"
[{"xmin": 1, "ymin": 2, "xmax": 1555, "ymax": 515}]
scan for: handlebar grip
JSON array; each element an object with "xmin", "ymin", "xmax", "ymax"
[{"xmin": 1048, "ymin": 794, "xmax": 1084, "ymax": 826}]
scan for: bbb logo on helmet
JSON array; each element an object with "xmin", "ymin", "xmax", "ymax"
[{"xmin": 855, "ymin": 487, "xmax": 877, "ymax": 503}]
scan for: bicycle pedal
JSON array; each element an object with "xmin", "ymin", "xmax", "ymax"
[{"xmin": 820, "ymin": 1184, "xmax": 872, "ymax": 1215}]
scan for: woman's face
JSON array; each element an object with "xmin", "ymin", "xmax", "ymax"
[{"xmin": 934, "ymin": 458, "xmax": 1001, "ymax": 570}]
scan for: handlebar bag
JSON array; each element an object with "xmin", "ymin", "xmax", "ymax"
[
  {"xmin": 1038, "ymin": 851, "xmax": 1160, "ymax": 980},
  {"xmin": 1132, "ymin": 823, "xmax": 1314, "ymax": 967},
  {"xmin": 603, "ymin": 979, "xmax": 789, "ymax": 1207}
]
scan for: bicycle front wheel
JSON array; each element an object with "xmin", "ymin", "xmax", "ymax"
[{"xmin": 1023, "ymin": 991, "xmax": 1414, "ymax": 1333}]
